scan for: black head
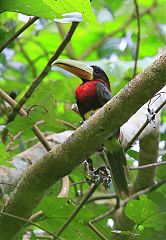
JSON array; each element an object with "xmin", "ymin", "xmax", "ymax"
[{"xmin": 91, "ymin": 65, "xmax": 111, "ymax": 90}]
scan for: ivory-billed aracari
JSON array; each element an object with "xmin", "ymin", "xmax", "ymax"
[{"xmin": 53, "ymin": 59, "xmax": 129, "ymax": 198}]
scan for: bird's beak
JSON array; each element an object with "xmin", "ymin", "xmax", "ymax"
[{"xmin": 52, "ymin": 59, "xmax": 93, "ymax": 81}]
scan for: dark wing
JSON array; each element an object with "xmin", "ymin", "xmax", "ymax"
[{"xmin": 96, "ymin": 82, "xmax": 112, "ymax": 106}]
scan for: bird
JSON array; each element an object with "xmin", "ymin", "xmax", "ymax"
[{"xmin": 52, "ymin": 59, "xmax": 129, "ymax": 198}]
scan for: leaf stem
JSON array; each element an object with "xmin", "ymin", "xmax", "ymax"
[
  {"xmin": 88, "ymin": 222, "xmax": 109, "ymax": 240},
  {"xmin": 0, "ymin": 211, "xmax": 61, "ymax": 240},
  {"xmin": 55, "ymin": 178, "xmax": 101, "ymax": 237}
]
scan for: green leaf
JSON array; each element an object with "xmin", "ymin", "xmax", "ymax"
[
  {"xmin": 124, "ymin": 195, "xmax": 165, "ymax": 231},
  {"xmin": 127, "ymin": 149, "xmax": 139, "ymax": 160},
  {"xmin": 30, "ymin": 232, "xmax": 37, "ymax": 240},
  {"xmin": 0, "ymin": 143, "xmax": 14, "ymax": 168},
  {"xmin": 7, "ymin": 115, "xmax": 36, "ymax": 136},
  {"xmin": 0, "ymin": 0, "xmax": 97, "ymax": 24},
  {"xmin": 37, "ymin": 195, "xmax": 109, "ymax": 239}
]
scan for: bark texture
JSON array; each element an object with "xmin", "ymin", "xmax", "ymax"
[{"xmin": 0, "ymin": 51, "xmax": 166, "ymax": 239}]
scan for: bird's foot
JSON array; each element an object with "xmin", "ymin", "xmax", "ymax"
[{"xmin": 83, "ymin": 158, "xmax": 111, "ymax": 189}]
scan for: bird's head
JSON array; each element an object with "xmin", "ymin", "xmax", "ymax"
[{"xmin": 52, "ymin": 59, "xmax": 111, "ymax": 90}]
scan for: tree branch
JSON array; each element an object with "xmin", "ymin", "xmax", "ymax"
[
  {"xmin": 0, "ymin": 50, "xmax": 165, "ymax": 240},
  {"xmin": 0, "ymin": 212, "xmax": 61, "ymax": 240},
  {"xmin": 7, "ymin": 22, "xmax": 79, "ymax": 124},
  {"xmin": 124, "ymin": 97, "xmax": 166, "ymax": 151},
  {"xmin": 88, "ymin": 175, "xmax": 166, "ymax": 225},
  {"xmin": 0, "ymin": 17, "xmax": 39, "ymax": 53},
  {"xmin": 133, "ymin": 0, "xmax": 141, "ymax": 77},
  {"xmin": 131, "ymin": 127, "xmax": 160, "ymax": 193},
  {"xmin": 0, "ymin": 89, "xmax": 52, "ymax": 151},
  {"xmin": 130, "ymin": 161, "xmax": 166, "ymax": 170},
  {"xmin": 113, "ymin": 123, "xmax": 160, "ymax": 240}
]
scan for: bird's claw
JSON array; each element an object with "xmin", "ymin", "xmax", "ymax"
[{"xmin": 83, "ymin": 158, "xmax": 111, "ymax": 189}]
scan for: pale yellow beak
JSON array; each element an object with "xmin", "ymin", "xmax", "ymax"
[{"xmin": 52, "ymin": 59, "xmax": 93, "ymax": 80}]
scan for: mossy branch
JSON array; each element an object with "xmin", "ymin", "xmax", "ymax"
[{"xmin": 0, "ymin": 51, "xmax": 165, "ymax": 240}]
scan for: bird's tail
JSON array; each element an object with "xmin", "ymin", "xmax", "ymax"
[{"xmin": 104, "ymin": 138, "xmax": 129, "ymax": 199}]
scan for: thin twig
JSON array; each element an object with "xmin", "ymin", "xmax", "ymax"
[
  {"xmin": 7, "ymin": 22, "xmax": 79, "ymax": 124},
  {"xmin": 0, "ymin": 17, "xmax": 39, "ymax": 53},
  {"xmin": 89, "ymin": 177, "xmax": 166, "ymax": 225},
  {"xmin": 91, "ymin": 206, "xmax": 117, "ymax": 224},
  {"xmin": 55, "ymin": 178, "xmax": 101, "ymax": 237},
  {"xmin": 56, "ymin": 119, "xmax": 78, "ymax": 130},
  {"xmin": 133, "ymin": 0, "xmax": 141, "ymax": 77},
  {"xmin": 87, "ymin": 194, "xmax": 117, "ymax": 203},
  {"xmin": 130, "ymin": 161, "xmax": 166, "ymax": 170},
  {"xmin": 6, "ymin": 131, "xmax": 23, "ymax": 151},
  {"xmin": 121, "ymin": 177, "xmax": 166, "ymax": 206},
  {"xmin": 0, "ymin": 89, "xmax": 51, "ymax": 151},
  {"xmin": 89, "ymin": 195, "xmax": 120, "ymax": 224},
  {"xmin": 88, "ymin": 222, "xmax": 109, "ymax": 240},
  {"xmin": 0, "ymin": 211, "xmax": 61, "ymax": 240},
  {"xmin": 70, "ymin": 180, "xmax": 87, "ymax": 186},
  {"xmin": 125, "ymin": 98, "xmax": 166, "ymax": 151}
]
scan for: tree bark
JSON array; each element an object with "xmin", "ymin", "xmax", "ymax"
[{"xmin": 0, "ymin": 51, "xmax": 166, "ymax": 239}]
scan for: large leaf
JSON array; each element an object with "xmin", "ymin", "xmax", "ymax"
[
  {"xmin": 0, "ymin": 0, "xmax": 97, "ymax": 24},
  {"xmin": 124, "ymin": 195, "xmax": 165, "ymax": 231},
  {"xmin": 36, "ymin": 195, "xmax": 110, "ymax": 239}
]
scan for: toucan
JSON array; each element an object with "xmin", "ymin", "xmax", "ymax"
[{"xmin": 52, "ymin": 59, "xmax": 129, "ymax": 198}]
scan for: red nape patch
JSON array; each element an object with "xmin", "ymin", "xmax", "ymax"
[{"xmin": 75, "ymin": 81, "xmax": 98, "ymax": 101}]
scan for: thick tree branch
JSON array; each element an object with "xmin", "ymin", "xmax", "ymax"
[
  {"xmin": 1, "ymin": 89, "xmax": 165, "ymax": 193},
  {"xmin": 0, "ymin": 51, "xmax": 165, "ymax": 239},
  {"xmin": 113, "ymin": 122, "xmax": 160, "ymax": 240},
  {"xmin": 131, "ymin": 127, "xmax": 160, "ymax": 193}
]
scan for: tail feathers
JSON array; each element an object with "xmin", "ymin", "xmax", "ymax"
[{"xmin": 107, "ymin": 149, "xmax": 129, "ymax": 199}]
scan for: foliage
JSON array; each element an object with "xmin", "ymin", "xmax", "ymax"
[
  {"xmin": 125, "ymin": 195, "xmax": 165, "ymax": 231},
  {"xmin": 0, "ymin": 0, "xmax": 166, "ymax": 239},
  {"xmin": 0, "ymin": 142, "xmax": 14, "ymax": 167},
  {"xmin": 0, "ymin": 0, "xmax": 97, "ymax": 23}
]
